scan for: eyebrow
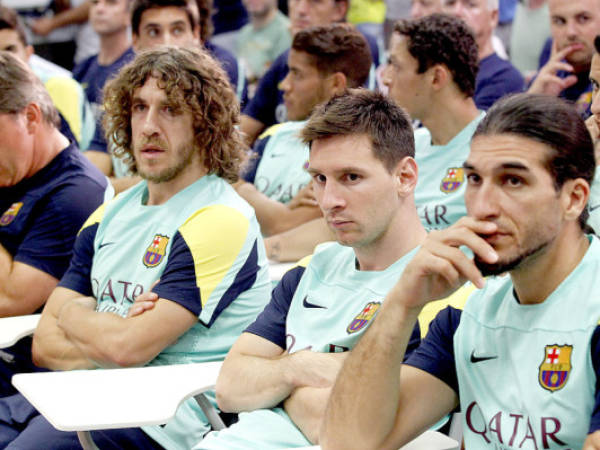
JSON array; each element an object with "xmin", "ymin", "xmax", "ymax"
[{"xmin": 463, "ymin": 161, "xmax": 530, "ymax": 171}]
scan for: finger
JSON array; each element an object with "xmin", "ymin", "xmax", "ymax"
[
  {"xmin": 542, "ymin": 60, "xmax": 574, "ymax": 73},
  {"xmin": 430, "ymin": 219, "xmax": 499, "ymax": 263},
  {"xmin": 560, "ymin": 75, "xmax": 578, "ymax": 90},
  {"xmin": 426, "ymin": 240, "xmax": 486, "ymax": 289},
  {"xmin": 552, "ymin": 43, "xmax": 584, "ymax": 61},
  {"xmin": 133, "ymin": 291, "xmax": 159, "ymax": 304}
]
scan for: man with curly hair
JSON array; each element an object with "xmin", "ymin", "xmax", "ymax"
[{"xmin": 0, "ymin": 46, "xmax": 271, "ymax": 449}]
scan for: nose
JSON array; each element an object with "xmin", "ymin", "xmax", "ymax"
[
  {"xmin": 141, "ymin": 106, "xmax": 160, "ymax": 137},
  {"xmin": 280, "ymin": 73, "xmax": 291, "ymax": 93},
  {"xmin": 381, "ymin": 63, "xmax": 392, "ymax": 88},
  {"xmin": 565, "ymin": 20, "xmax": 578, "ymax": 39},
  {"xmin": 591, "ymin": 91, "xmax": 600, "ymax": 117},
  {"xmin": 466, "ymin": 180, "xmax": 500, "ymax": 220},
  {"xmin": 318, "ymin": 180, "xmax": 346, "ymax": 213},
  {"xmin": 295, "ymin": 0, "xmax": 310, "ymax": 15}
]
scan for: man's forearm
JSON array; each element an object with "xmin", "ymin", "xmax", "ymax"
[
  {"xmin": 321, "ymin": 300, "xmax": 420, "ymax": 449},
  {"xmin": 284, "ymin": 386, "xmax": 331, "ymax": 444}
]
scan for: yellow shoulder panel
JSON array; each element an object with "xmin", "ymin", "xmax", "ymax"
[
  {"xmin": 178, "ymin": 205, "xmax": 250, "ymax": 307},
  {"xmin": 45, "ymin": 77, "xmax": 83, "ymax": 141},
  {"xmin": 79, "ymin": 203, "xmax": 107, "ymax": 234},
  {"xmin": 418, "ymin": 282, "xmax": 476, "ymax": 337},
  {"xmin": 257, "ymin": 123, "xmax": 285, "ymax": 140}
]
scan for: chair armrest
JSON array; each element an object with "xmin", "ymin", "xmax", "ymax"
[{"xmin": 0, "ymin": 314, "xmax": 41, "ymax": 348}]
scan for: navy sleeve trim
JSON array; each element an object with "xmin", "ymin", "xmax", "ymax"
[
  {"xmin": 404, "ymin": 306, "xmax": 461, "ymax": 393},
  {"xmin": 57, "ymin": 222, "xmax": 98, "ymax": 296},
  {"xmin": 589, "ymin": 325, "xmax": 600, "ymax": 432},
  {"xmin": 245, "ymin": 264, "xmax": 306, "ymax": 349}
]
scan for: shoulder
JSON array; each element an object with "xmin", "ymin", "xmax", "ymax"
[{"xmin": 72, "ymin": 54, "xmax": 98, "ymax": 80}]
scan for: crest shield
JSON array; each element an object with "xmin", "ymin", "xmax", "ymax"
[
  {"xmin": 143, "ymin": 234, "xmax": 170, "ymax": 268},
  {"xmin": 0, "ymin": 202, "xmax": 23, "ymax": 226},
  {"xmin": 346, "ymin": 302, "xmax": 381, "ymax": 334},
  {"xmin": 539, "ymin": 344, "xmax": 572, "ymax": 392},
  {"xmin": 440, "ymin": 167, "xmax": 465, "ymax": 193}
]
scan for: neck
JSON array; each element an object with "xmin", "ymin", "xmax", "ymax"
[
  {"xmin": 511, "ymin": 228, "xmax": 589, "ymax": 304},
  {"xmin": 145, "ymin": 160, "xmax": 208, "ymax": 206},
  {"xmin": 421, "ymin": 93, "xmax": 479, "ymax": 146},
  {"xmin": 251, "ymin": 7, "xmax": 277, "ymax": 29},
  {"xmin": 98, "ymin": 29, "xmax": 130, "ymax": 65},
  {"xmin": 355, "ymin": 203, "xmax": 427, "ymax": 271},
  {"xmin": 478, "ymin": 37, "xmax": 494, "ymax": 60},
  {"xmin": 29, "ymin": 126, "xmax": 69, "ymax": 177}
]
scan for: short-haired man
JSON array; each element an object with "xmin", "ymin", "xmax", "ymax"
[
  {"xmin": 262, "ymin": 14, "xmax": 482, "ymax": 263},
  {"xmin": 240, "ymin": 0, "xmax": 382, "ymax": 146},
  {"xmin": 443, "ymin": 0, "xmax": 524, "ymax": 110},
  {"xmin": 196, "ymin": 89, "xmax": 424, "ymax": 449},
  {"xmin": 528, "ymin": 0, "xmax": 600, "ymax": 115},
  {"xmin": 0, "ymin": 5, "xmax": 95, "ymax": 150},
  {"xmin": 236, "ymin": 23, "xmax": 372, "ymax": 236},
  {"xmin": 0, "ymin": 47, "xmax": 270, "ymax": 449},
  {"xmin": 0, "ymin": 51, "xmax": 108, "ymax": 393},
  {"xmin": 322, "ymin": 93, "xmax": 600, "ymax": 448},
  {"xmin": 386, "ymin": 14, "xmax": 483, "ymax": 230},
  {"xmin": 74, "ymin": 0, "xmax": 135, "ymax": 172}
]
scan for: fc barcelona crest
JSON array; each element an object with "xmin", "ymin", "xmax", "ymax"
[
  {"xmin": 440, "ymin": 168, "xmax": 465, "ymax": 193},
  {"xmin": 539, "ymin": 344, "xmax": 572, "ymax": 392},
  {"xmin": 346, "ymin": 302, "xmax": 381, "ymax": 334},
  {"xmin": 143, "ymin": 234, "xmax": 170, "ymax": 268},
  {"xmin": 0, "ymin": 202, "xmax": 23, "ymax": 226}
]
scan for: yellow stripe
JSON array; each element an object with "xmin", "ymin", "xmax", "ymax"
[
  {"xmin": 258, "ymin": 123, "xmax": 286, "ymax": 140},
  {"xmin": 418, "ymin": 282, "xmax": 476, "ymax": 337},
  {"xmin": 45, "ymin": 77, "xmax": 84, "ymax": 141},
  {"xmin": 79, "ymin": 203, "xmax": 107, "ymax": 234},
  {"xmin": 178, "ymin": 205, "xmax": 250, "ymax": 307}
]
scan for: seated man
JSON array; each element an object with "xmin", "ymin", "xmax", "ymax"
[
  {"xmin": 443, "ymin": 0, "xmax": 524, "ymax": 110},
  {"xmin": 528, "ymin": 0, "xmax": 600, "ymax": 116},
  {"xmin": 240, "ymin": 0, "xmax": 381, "ymax": 146},
  {"xmin": 236, "ymin": 23, "xmax": 372, "ymax": 236},
  {"xmin": 196, "ymin": 89, "xmax": 424, "ymax": 449},
  {"xmin": 0, "ymin": 52, "xmax": 108, "ymax": 393},
  {"xmin": 586, "ymin": 35, "xmax": 600, "ymax": 231},
  {"xmin": 0, "ymin": 47, "xmax": 271, "ymax": 449},
  {"xmin": 265, "ymin": 14, "xmax": 483, "ymax": 262},
  {"xmin": 322, "ymin": 93, "xmax": 600, "ymax": 448},
  {"xmin": 0, "ymin": 5, "xmax": 95, "ymax": 150}
]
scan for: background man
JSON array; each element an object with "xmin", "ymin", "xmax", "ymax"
[
  {"xmin": 198, "ymin": 89, "xmax": 424, "ymax": 449},
  {"xmin": 0, "ymin": 51, "xmax": 108, "ymax": 393},
  {"xmin": 0, "ymin": 47, "xmax": 271, "ymax": 449},
  {"xmin": 236, "ymin": 23, "xmax": 372, "ymax": 236},
  {"xmin": 322, "ymin": 93, "xmax": 600, "ymax": 448},
  {"xmin": 584, "ymin": 35, "xmax": 600, "ymax": 231},
  {"xmin": 74, "ymin": 0, "xmax": 134, "ymax": 172},
  {"xmin": 528, "ymin": 0, "xmax": 600, "ymax": 115},
  {"xmin": 442, "ymin": 0, "xmax": 524, "ymax": 109},
  {"xmin": 0, "ymin": 5, "xmax": 95, "ymax": 150},
  {"xmin": 240, "ymin": 0, "xmax": 381, "ymax": 145}
]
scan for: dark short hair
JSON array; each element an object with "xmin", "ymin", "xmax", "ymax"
[
  {"xmin": 393, "ymin": 13, "xmax": 478, "ymax": 97},
  {"xmin": 131, "ymin": 0, "xmax": 195, "ymax": 36},
  {"xmin": 103, "ymin": 46, "xmax": 244, "ymax": 182},
  {"xmin": 473, "ymin": 93, "xmax": 595, "ymax": 229},
  {"xmin": 0, "ymin": 6, "xmax": 27, "ymax": 46},
  {"xmin": 192, "ymin": 0, "xmax": 213, "ymax": 43},
  {"xmin": 300, "ymin": 89, "xmax": 414, "ymax": 171},
  {"xmin": 291, "ymin": 23, "xmax": 372, "ymax": 89}
]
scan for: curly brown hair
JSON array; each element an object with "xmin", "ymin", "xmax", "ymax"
[{"xmin": 103, "ymin": 46, "xmax": 244, "ymax": 182}]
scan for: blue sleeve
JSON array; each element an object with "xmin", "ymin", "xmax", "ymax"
[
  {"xmin": 538, "ymin": 38, "xmax": 552, "ymax": 70},
  {"xmin": 475, "ymin": 58, "xmax": 524, "ymax": 111},
  {"xmin": 57, "ymin": 222, "xmax": 98, "ymax": 296},
  {"xmin": 245, "ymin": 265, "xmax": 305, "ymax": 349},
  {"xmin": 242, "ymin": 134, "xmax": 269, "ymax": 183},
  {"xmin": 86, "ymin": 120, "xmax": 108, "ymax": 153},
  {"xmin": 243, "ymin": 51, "xmax": 288, "ymax": 126},
  {"xmin": 404, "ymin": 306, "xmax": 461, "ymax": 393},
  {"xmin": 15, "ymin": 183, "xmax": 105, "ymax": 281},
  {"xmin": 588, "ymin": 325, "xmax": 600, "ymax": 432}
]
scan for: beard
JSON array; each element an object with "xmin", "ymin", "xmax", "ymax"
[
  {"xmin": 474, "ymin": 238, "xmax": 553, "ymax": 277},
  {"xmin": 136, "ymin": 142, "xmax": 196, "ymax": 183}
]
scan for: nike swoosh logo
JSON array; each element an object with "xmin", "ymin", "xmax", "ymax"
[
  {"xmin": 270, "ymin": 153, "xmax": 287, "ymax": 158},
  {"xmin": 470, "ymin": 350, "xmax": 498, "ymax": 363},
  {"xmin": 98, "ymin": 242, "xmax": 116, "ymax": 250},
  {"xmin": 590, "ymin": 204, "xmax": 600, "ymax": 212},
  {"xmin": 302, "ymin": 296, "xmax": 327, "ymax": 309}
]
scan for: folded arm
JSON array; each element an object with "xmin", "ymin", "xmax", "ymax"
[{"xmin": 0, "ymin": 243, "xmax": 58, "ymax": 317}]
